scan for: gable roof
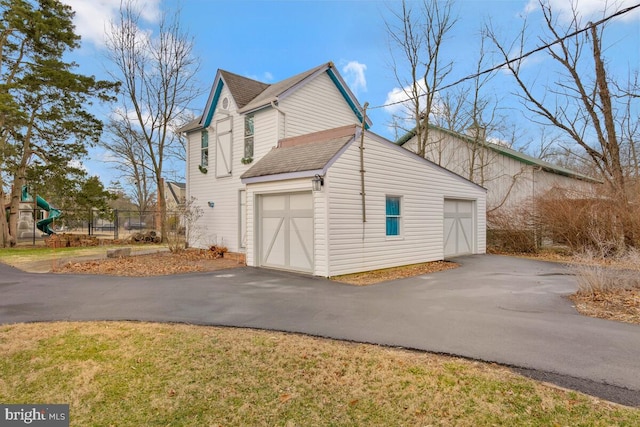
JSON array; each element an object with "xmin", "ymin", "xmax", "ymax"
[
  {"xmin": 397, "ymin": 124, "xmax": 600, "ymax": 183},
  {"xmin": 219, "ymin": 70, "xmax": 270, "ymax": 109},
  {"xmin": 238, "ymin": 63, "xmax": 329, "ymax": 114},
  {"xmin": 240, "ymin": 125, "xmax": 358, "ymax": 182},
  {"xmin": 182, "ymin": 62, "xmax": 371, "ymax": 133},
  {"xmin": 165, "ymin": 181, "xmax": 186, "ymax": 205}
]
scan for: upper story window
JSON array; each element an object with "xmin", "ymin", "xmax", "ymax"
[
  {"xmin": 385, "ymin": 196, "xmax": 402, "ymax": 236},
  {"xmin": 244, "ymin": 115, "xmax": 254, "ymax": 160},
  {"xmin": 201, "ymin": 130, "xmax": 209, "ymax": 167}
]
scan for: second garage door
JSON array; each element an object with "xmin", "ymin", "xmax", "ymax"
[
  {"xmin": 258, "ymin": 192, "xmax": 314, "ymax": 273},
  {"xmin": 444, "ymin": 199, "xmax": 474, "ymax": 257}
]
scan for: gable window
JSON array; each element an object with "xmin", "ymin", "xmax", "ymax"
[
  {"xmin": 385, "ymin": 196, "xmax": 401, "ymax": 236},
  {"xmin": 244, "ymin": 115, "xmax": 254, "ymax": 160},
  {"xmin": 201, "ymin": 130, "xmax": 209, "ymax": 167}
]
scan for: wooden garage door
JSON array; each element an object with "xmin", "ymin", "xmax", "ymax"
[
  {"xmin": 259, "ymin": 192, "xmax": 314, "ymax": 273},
  {"xmin": 444, "ymin": 199, "xmax": 474, "ymax": 257}
]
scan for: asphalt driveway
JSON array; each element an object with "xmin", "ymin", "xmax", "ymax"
[{"xmin": 1, "ymin": 254, "xmax": 639, "ymax": 406}]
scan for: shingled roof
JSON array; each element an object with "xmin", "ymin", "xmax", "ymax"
[
  {"xmin": 219, "ymin": 70, "xmax": 270, "ymax": 109},
  {"xmin": 238, "ymin": 63, "xmax": 329, "ymax": 113},
  {"xmin": 182, "ymin": 62, "xmax": 370, "ymax": 133},
  {"xmin": 241, "ymin": 125, "xmax": 358, "ymax": 180}
]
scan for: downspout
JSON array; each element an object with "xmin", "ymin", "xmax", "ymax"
[
  {"xmin": 270, "ymin": 100, "xmax": 286, "ymax": 139},
  {"xmin": 359, "ymin": 102, "xmax": 369, "ymax": 223}
]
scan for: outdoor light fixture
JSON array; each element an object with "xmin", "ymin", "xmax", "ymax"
[
  {"xmin": 208, "ymin": 201, "xmax": 215, "ymax": 208},
  {"xmin": 312, "ymin": 174, "xmax": 324, "ymax": 192}
]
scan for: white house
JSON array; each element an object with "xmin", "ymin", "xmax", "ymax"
[
  {"xmin": 182, "ymin": 62, "xmax": 486, "ymax": 276},
  {"xmin": 397, "ymin": 125, "xmax": 599, "ymax": 217}
]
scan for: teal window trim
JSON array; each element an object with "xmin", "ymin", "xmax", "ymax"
[
  {"xmin": 385, "ymin": 196, "xmax": 401, "ymax": 236},
  {"xmin": 203, "ymin": 80, "xmax": 224, "ymax": 128},
  {"xmin": 326, "ymin": 68, "xmax": 370, "ymax": 129}
]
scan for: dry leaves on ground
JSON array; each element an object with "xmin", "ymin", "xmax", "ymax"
[
  {"xmin": 54, "ymin": 250, "xmax": 243, "ymax": 276},
  {"xmin": 570, "ymin": 289, "xmax": 640, "ymax": 325},
  {"xmin": 331, "ymin": 261, "xmax": 458, "ymax": 285}
]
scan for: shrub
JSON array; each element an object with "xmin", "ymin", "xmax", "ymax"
[
  {"xmin": 572, "ymin": 249, "xmax": 640, "ymax": 295},
  {"xmin": 487, "ymin": 205, "xmax": 539, "ymax": 253},
  {"xmin": 536, "ymin": 186, "xmax": 640, "ymax": 256}
]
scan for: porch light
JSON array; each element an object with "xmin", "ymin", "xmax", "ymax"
[{"xmin": 312, "ymin": 174, "xmax": 324, "ymax": 192}]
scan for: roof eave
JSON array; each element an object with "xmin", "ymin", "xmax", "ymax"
[{"xmin": 241, "ymin": 169, "xmax": 324, "ymax": 184}]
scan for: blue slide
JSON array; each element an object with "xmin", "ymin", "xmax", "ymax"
[{"xmin": 21, "ymin": 186, "xmax": 62, "ymax": 235}]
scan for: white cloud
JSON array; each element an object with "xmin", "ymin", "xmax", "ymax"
[
  {"xmin": 263, "ymin": 72, "xmax": 274, "ymax": 82},
  {"xmin": 524, "ymin": 0, "xmax": 640, "ymax": 23},
  {"xmin": 342, "ymin": 61, "xmax": 367, "ymax": 96},
  {"xmin": 61, "ymin": 0, "xmax": 161, "ymax": 47},
  {"xmin": 383, "ymin": 80, "xmax": 427, "ymax": 117},
  {"xmin": 68, "ymin": 158, "xmax": 88, "ymax": 172}
]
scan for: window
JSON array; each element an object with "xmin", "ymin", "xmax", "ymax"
[
  {"xmin": 201, "ymin": 130, "xmax": 209, "ymax": 167},
  {"xmin": 244, "ymin": 115, "xmax": 254, "ymax": 159},
  {"xmin": 385, "ymin": 196, "xmax": 401, "ymax": 236}
]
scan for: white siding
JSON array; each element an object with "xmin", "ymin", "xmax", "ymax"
[
  {"xmin": 280, "ymin": 72, "xmax": 361, "ymax": 138},
  {"xmin": 244, "ymin": 178, "xmax": 328, "ymax": 276},
  {"xmin": 403, "ymin": 129, "xmax": 594, "ymax": 214},
  {"xmin": 325, "ymin": 134, "xmax": 486, "ymax": 276},
  {"xmin": 186, "ymin": 86, "xmax": 280, "ymax": 252}
]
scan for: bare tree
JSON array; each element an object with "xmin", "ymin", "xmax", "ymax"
[
  {"xmin": 386, "ymin": 0, "xmax": 457, "ymax": 158},
  {"xmin": 105, "ymin": 0, "xmax": 200, "ymax": 242},
  {"xmin": 102, "ymin": 116, "xmax": 154, "ymax": 213},
  {"xmin": 487, "ymin": 0, "xmax": 639, "ymax": 246}
]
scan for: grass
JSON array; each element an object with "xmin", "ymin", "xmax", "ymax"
[
  {"xmin": 1, "ymin": 322, "xmax": 638, "ymax": 426},
  {"xmin": 0, "ymin": 244, "xmax": 166, "ymax": 267}
]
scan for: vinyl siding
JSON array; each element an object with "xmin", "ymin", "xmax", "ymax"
[
  {"xmin": 186, "ymin": 87, "xmax": 279, "ymax": 252},
  {"xmin": 326, "ymin": 134, "xmax": 486, "ymax": 276},
  {"xmin": 403, "ymin": 130, "xmax": 594, "ymax": 214},
  {"xmin": 244, "ymin": 179, "xmax": 328, "ymax": 276},
  {"xmin": 280, "ymin": 72, "xmax": 361, "ymax": 138}
]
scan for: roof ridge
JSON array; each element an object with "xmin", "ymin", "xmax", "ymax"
[
  {"xmin": 238, "ymin": 62, "xmax": 332, "ymax": 113},
  {"xmin": 396, "ymin": 124, "xmax": 599, "ymax": 183},
  {"xmin": 278, "ymin": 124, "xmax": 358, "ymax": 148}
]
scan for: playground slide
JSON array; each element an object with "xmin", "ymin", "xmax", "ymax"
[{"xmin": 21, "ymin": 186, "xmax": 62, "ymax": 235}]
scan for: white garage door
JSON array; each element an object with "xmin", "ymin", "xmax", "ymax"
[
  {"xmin": 444, "ymin": 199, "xmax": 474, "ymax": 257},
  {"xmin": 258, "ymin": 192, "xmax": 314, "ymax": 273}
]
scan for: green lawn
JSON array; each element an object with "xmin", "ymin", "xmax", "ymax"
[
  {"xmin": 1, "ymin": 322, "xmax": 637, "ymax": 426},
  {"xmin": 0, "ymin": 244, "xmax": 166, "ymax": 267}
]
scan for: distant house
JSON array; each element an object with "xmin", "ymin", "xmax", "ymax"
[
  {"xmin": 397, "ymin": 125, "xmax": 599, "ymax": 218},
  {"xmin": 164, "ymin": 181, "xmax": 186, "ymax": 211},
  {"xmin": 181, "ymin": 62, "xmax": 486, "ymax": 276}
]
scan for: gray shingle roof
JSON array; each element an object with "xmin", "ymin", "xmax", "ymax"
[
  {"xmin": 238, "ymin": 62, "xmax": 330, "ymax": 113},
  {"xmin": 241, "ymin": 125, "xmax": 357, "ymax": 179},
  {"xmin": 178, "ymin": 117, "xmax": 202, "ymax": 133},
  {"xmin": 219, "ymin": 70, "xmax": 270, "ymax": 109}
]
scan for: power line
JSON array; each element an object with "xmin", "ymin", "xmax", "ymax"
[{"xmin": 369, "ymin": 2, "xmax": 640, "ymax": 110}]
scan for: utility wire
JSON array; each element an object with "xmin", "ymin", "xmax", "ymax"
[{"xmin": 369, "ymin": 2, "xmax": 640, "ymax": 110}]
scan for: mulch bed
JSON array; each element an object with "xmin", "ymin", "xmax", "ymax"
[{"xmin": 54, "ymin": 249, "xmax": 243, "ymax": 276}]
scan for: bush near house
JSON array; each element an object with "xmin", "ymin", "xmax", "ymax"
[{"xmin": 488, "ymin": 186, "xmax": 640, "ymax": 256}]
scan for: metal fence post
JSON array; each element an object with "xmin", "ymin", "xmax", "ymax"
[{"xmin": 114, "ymin": 209, "xmax": 119, "ymax": 240}]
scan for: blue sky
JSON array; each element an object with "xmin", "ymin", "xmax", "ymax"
[{"xmin": 60, "ymin": 0, "xmax": 640, "ymax": 186}]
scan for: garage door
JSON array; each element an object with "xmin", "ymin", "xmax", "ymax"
[
  {"xmin": 258, "ymin": 192, "xmax": 314, "ymax": 273},
  {"xmin": 444, "ymin": 199, "xmax": 474, "ymax": 257}
]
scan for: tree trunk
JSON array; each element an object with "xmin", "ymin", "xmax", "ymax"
[
  {"xmin": 0, "ymin": 184, "xmax": 14, "ymax": 247},
  {"xmin": 157, "ymin": 177, "xmax": 167, "ymax": 243}
]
